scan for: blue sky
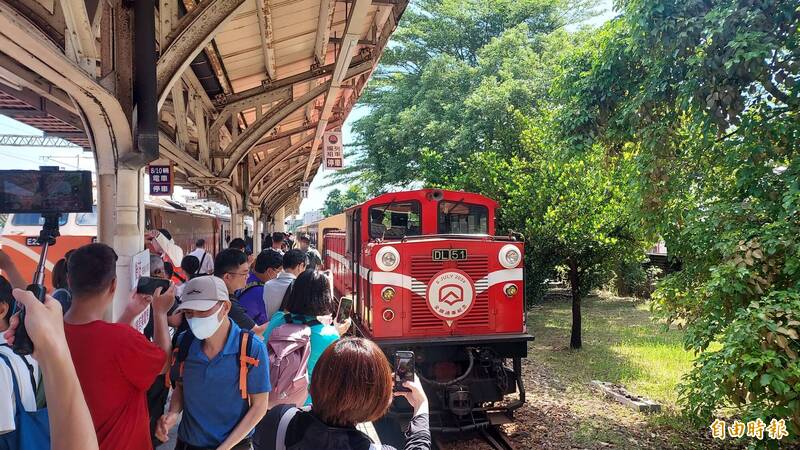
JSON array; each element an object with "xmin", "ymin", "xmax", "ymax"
[{"xmin": 0, "ymin": 0, "xmax": 615, "ymax": 216}]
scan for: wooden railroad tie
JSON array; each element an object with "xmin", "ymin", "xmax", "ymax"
[{"xmin": 590, "ymin": 380, "xmax": 662, "ymax": 413}]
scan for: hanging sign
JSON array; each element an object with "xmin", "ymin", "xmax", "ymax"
[
  {"xmin": 323, "ymin": 131, "xmax": 344, "ymax": 170},
  {"xmin": 300, "ymin": 182, "xmax": 309, "ymax": 199},
  {"xmin": 148, "ymin": 164, "xmax": 173, "ymax": 195}
]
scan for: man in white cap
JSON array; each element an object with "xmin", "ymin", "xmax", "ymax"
[{"xmin": 156, "ymin": 276, "xmax": 270, "ymax": 450}]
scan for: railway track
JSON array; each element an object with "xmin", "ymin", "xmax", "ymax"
[
  {"xmin": 478, "ymin": 426, "xmax": 515, "ymax": 450},
  {"xmin": 431, "ymin": 426, "xmax": 515, "ymax": 450}
]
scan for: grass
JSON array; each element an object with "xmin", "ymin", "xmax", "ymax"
[
  {"xmin": 528, "ymin": 293, "xmax": 692, "ymax": 407},
  {"xmin": 523, "ymin": 293, "xmax": 722, "ymax": 448}
]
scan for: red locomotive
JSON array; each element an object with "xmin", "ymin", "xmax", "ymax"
[{"xmin": 324, "ymin": 188, "xmax": 531, "ymax": 431}]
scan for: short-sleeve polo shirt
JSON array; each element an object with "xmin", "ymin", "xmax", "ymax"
[{"xmin": 176, "ymin": 318, "xmax": 271, "ymax": 448}]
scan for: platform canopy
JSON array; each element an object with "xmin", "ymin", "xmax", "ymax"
[{"xmin": 0, "ymin": 0, "xmax": 407, "ymax": 221}]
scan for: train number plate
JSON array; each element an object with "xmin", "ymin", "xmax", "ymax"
[{"xmin": 432, "ymin": 249, "xmax": 467, "ymax": 261}]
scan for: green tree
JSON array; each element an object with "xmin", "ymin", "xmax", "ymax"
[
  {"xmin": 322, "ymin": 184, "xmax": 368, "ymax": 217},
  {"xmin": 499, "ymin": 113, "xmax": 646, "ymax": 349},
  {"xmin": 335, "ymin": 0, "xmax": 598, "ymax": 192},
  {"xmin": 556, "ymin": 0, "xmax": 800, "ymax": 435},
  {"xmin": 339, "ymin": 0, "xmax": 645, "ymax": 349}
]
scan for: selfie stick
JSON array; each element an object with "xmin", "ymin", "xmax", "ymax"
[{"xmin": 13, "ymin": 213, "xmax": 60, "ymax": 356}]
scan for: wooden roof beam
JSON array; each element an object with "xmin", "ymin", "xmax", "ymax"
[
  {"xmin": 313, "ymin": 0, "xmax": 335, "ymax": 67},
  {"xmin": 303, "ymin": 0, "xmax": 372, "ymax": 180},
  {"xmin": 157, "ymin": 0, "xmax": 246, "ymax": 110},
  {"xmin": 255, "ymin": 0, "xmax": 276, "ymax": 81}
]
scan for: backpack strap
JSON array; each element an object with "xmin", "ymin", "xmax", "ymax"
[
  {"xmin": 238, "ymin": 330, "xmax": 260, "ymax": 399},
  {"xmin": 238, "ymin": 279, "xmax": 264, "ymax": 297},
  {"xmin": 0, "ymin": 353, "xmax": 24, "ymax": 409},
  {"xmin": 0, "ymin": 344, "xmax": 36, "ymax": 394},
  {"xmin": 275, "ymin": 406, "xmax": 299, "ymax": 450},
  {"xmin": 197, "ymin": 251, "xmax": 207, "ymax": 275},
  {"xmin": 166, "ymin": 330, "xmax": 195, "ymax": 388},
  {"xmin": 282, "ymin": 313, "xmax": 321, "ymax": 328}
]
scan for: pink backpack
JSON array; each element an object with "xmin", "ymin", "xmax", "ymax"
[{"xmin": 267, "ymin": 315, "xmax": 318, "ymax": 408}]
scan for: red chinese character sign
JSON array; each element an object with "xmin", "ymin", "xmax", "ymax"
[
  {"xmin": 323, "ymin": 131, "xmax": 344, "ymax": 170},
  {"xmin": 148, "ymin": 164, "xmax": 173, "ymax": 196}
]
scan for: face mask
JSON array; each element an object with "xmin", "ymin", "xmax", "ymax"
[{"xmin": 187, "ymin": 304, "xmax": 224, "ymax": 340}]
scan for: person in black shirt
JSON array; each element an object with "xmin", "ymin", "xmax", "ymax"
[{"xmin": 255, "ymin": 337, "xmax": 430, "ymax": 450}]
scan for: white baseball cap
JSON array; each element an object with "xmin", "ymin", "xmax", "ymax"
[{"xmin": 174, "ymin": 276, "xmax": 229, "ymax": 312}]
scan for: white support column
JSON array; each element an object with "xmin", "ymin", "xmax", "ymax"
[
  {"xmin": 273, "ymin": 206, "xmax": 286, "ymax": 232},
  {"xmin": 222, "ymin": 189, "xmax": 245, "ymax": 240},
  {"xmin": 233, "ymin": 211, "xmax": 245, "ymax": 239},
  {"xmin": 252, "ymin": 207, "xmax": 262, "ymax": 254},
  {"xmin": 261, "ymin": 216, "xmax": 269, "ymax": 238},
  {"xmin": 97, "ymin": 168, "xmax": 144, "ymax": 321}
]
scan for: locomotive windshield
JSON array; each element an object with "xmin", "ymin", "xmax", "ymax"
[
  {"xmin": 11, "ymin": 213, "xmax": 68, "ymax": 226},
  {"xmin": 76, "ymin": 206, "xmax": 98, "ymax": 226},
  {"xmin": 368, "ymin": 201, "xmax": 421, "ymax": 239},
  {"xmin": 437, "ymin": 200, "xmax": 489, "ymax": 234}
]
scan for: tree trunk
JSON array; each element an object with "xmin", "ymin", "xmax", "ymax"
[{"xmin": 568, "ymin": 260, "xmax": 582, "ymax": 349}]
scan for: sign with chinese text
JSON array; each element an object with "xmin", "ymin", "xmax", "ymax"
[
  {"xmin": 148, "ymin": 164, "xmax": 173, "ymax": 196},
  {"xmin": 130, "ymin": 249, "xmax": 151, "ymax": 335},
  {"xmin": 426, "ymin": 270, "xmax": 475, "ymax": 327},
  {"xmin": 300, "ymin": 182, "xmax": 309, "ymax": 199},
  {"xmin": 130, "ymin": 249, "xmax": 150, "ymax": 291},
  {"xmin": 322, "ymin": 131, "xmax": 343, "ymax": 170}
]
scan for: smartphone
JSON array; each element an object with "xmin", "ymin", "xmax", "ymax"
[
  {"xmin": 136, "ymin": 276, "xmax": 171, "ymax": 295},
  {"xmin": 0, "ymin": 169, "xmax": 92, "ymax": 214},
  {"xmin": 336, "ymin": 297, "xmax": 353, "ymax": 321},
  {"xmin": 394, "ymin": 351, "xmax": 415, "ymax": 392}
]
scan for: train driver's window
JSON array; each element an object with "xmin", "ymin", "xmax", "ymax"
[
  {"xmin": 438, "ymin": 201, "xmax": 489, "ymax": 234},
  {"xmin": 368, "ymin": 201, "xmax": 421, "ymax": 239},
  {"xmin": 11, "ymin": 213, "xmax": 68, "ymax": 226},
  {"xmin": 76, "ymin": 206, "xmax": 98, "ymax": 226}
]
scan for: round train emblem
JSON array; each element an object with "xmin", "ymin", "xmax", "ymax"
[{"xmin": 426, "ymin": 270, "xmax": 475, "ymax": 325}]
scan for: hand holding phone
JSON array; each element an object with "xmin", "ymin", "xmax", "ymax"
[
  {"xmin": 393, "ymin": 351, "xmax": 415, "ymax": 392},
  {"xmin": 11, "ymin": 284, "xmax": 46, "ymax": 355},
  {"xmin": 5, "ymin": 289, "xmax": 69, "ymax": 360},
  {"xmin": 393, "ymin": 374, "xmax": 429, "ymax": 417},
  {"xmin": 335, "ymin": 297, "xmax": 353, "ymax": 322},
  {"xmin": 136, "ymin": 276, "xmax": 171, "ymax": 295}
]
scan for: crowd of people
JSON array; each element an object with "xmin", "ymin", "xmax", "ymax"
[{"xmin": 0, "ymin": 230, "xmax": 431, "ymax": 450}]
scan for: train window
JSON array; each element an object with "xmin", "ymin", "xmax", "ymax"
[
  {"xmin": 11, "ymin": 213, "xmax": 68, "ymax": 226},
  {"xmin": 368, "ymin": 201, "xmax": 421, "ymax": 239},
  {"xmin": 438, "ymin": 201, "xmax": 489, "ymax": 234},
  {"xmin": 76, "ymin": 206, "xmax": 98, "ymax": 226}
]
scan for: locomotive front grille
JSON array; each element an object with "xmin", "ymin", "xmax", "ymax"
[{"xmin": 409, "ymin": 255, "xmax": 491, "ymax": 330}]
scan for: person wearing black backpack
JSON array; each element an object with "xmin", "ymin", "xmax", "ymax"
[
  {"xmin": 188, "ymin": 239, "xmax": 214, "ymax": 275},
  {"xmin": 156, "ymin": 276, "xmax": 270, "ymax": 450},
  {"xmin": 254, "ymin": 337, "xmax": 431, "ymax": 450}
]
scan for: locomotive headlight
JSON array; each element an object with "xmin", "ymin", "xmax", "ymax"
[
  {"xmin": 376, "ymin": 246, "xmax": 400, "ymax": 271},
  {"xmin": 504, "ymin": 283, "xmax": 518, "ymax": 297},
  {"xmin": 499, "ymin": 244, "xmax": 522, "ymax": 269},
  {"xmin": 382, "ymin": 287, "xmax": 396, "ymax": 301}
]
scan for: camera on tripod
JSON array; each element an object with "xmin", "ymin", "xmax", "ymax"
[{"xmin": 0, "ymin": 166, "xmax": 93, "ymax": 355}]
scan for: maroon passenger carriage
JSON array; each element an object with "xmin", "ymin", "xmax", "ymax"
[{"xmin": 324, "ymin": 189, "xmax": 532, "ymax": 433}]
